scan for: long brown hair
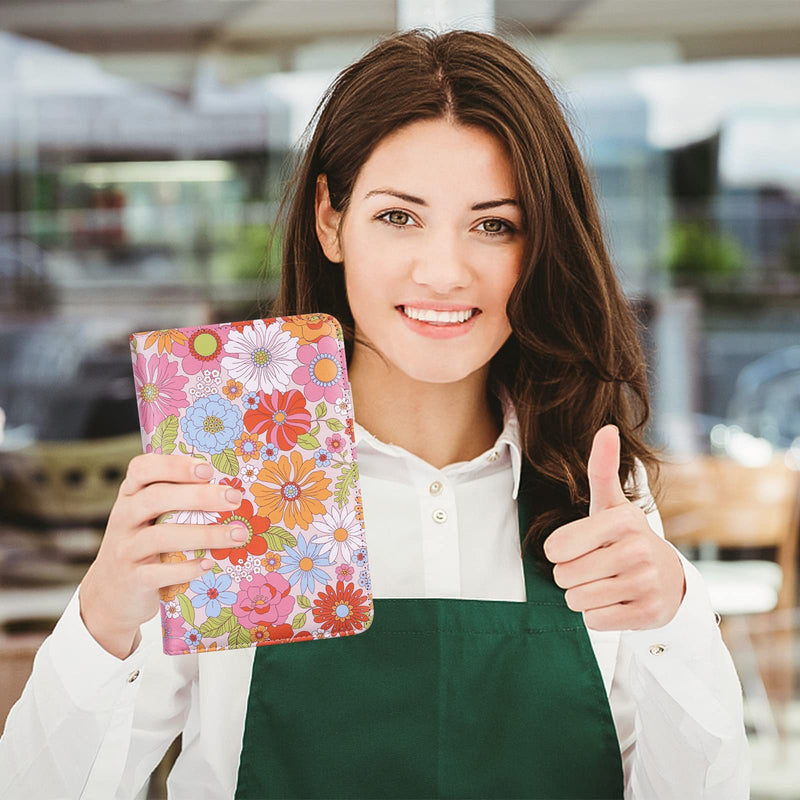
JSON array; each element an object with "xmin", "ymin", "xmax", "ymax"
[{"xmin": 269, "ymin": 28, "xmax": 663, "ymax": 573}]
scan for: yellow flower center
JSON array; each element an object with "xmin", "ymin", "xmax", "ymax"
[
  {"xmin": 299, "ymin": 557, "xmax": 313, "ymax": 571},
  {"xmin": 333, "ymin": 527, "xmax": 349, "ymax": 542},
  {"xmin": 203, "ymin": 415, "xmax": 224, "ymax": 434},
  {"xmin": 313, "ymin": 357, "xmax": 338, "ymax": 383},
  {"xmin": 140, "ymin": 383, "xmax": 159, "ymax": 402}
]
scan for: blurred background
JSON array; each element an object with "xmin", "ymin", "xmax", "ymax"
[{"xmin": 0, "ymin": 1, "xmax": 798, "ymax": 797}]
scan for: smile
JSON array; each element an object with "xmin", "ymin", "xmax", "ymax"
[{"xmin": 399, "ymin": 306, "xmax": 479, "ymax": 325}]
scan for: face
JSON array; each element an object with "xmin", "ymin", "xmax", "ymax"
[{"xmin": 317, "ymin": 118, "xmax": 525, "ymax": 386}]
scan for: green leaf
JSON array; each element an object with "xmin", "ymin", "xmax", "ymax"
[
  {"xmin": 297, "ymin": 594, "xmax": 311, "ymax": 609},
  {"xmin": 228, "ymin": 624, "xmax": 252, "ymax": 650},
  {"xmin": 152, "ymin": 415, "xmax": 179, "ymax": 454},
  {"xmin": 179, "ymin": 441, "xmax": 189, "ymax": 454},
  {"xmin": 315, "ymin": 402, "xmax": 327, "ymax": 419},
  {"xmin": 178, "ymin": 593, "xmax": 195, "ymax": 628},
  {"xmin": 194, "ymin": 549, "xmax": 206, "ymax": 559},
  {"xmin": 325, "ymin": 418, "xmax": 345, "ymax": 432},
  {"xmin": 192, "ymin": 453, "xmax": 207, "ymax": 460},
  {"xmin": 291, "ymin": 612, "xmax": 307, "ymax": 630},
  {"xmin": 334, "ymin": 462, "xmax": 358, "ymax": 508},
  {"xmin": 309, "ymin": 423, "xmax": 320, "ymax": 436},
  {"xmin": 211, "ymin": 564, "xmax": 223, "ymax": 574},
  {"xmin": 296, "ymin": 433, "xmax": 320, "ymax": 450},
  {"xmin": 264, "ymin": 526, "xmax": 297, "ymax": 552},
  {"xmin": 211, "ymin": 448, "xmax": 238, "ymax": 477},
  {"xmin": 198, "ymin": 608, "xmax": 238, "ymax": 638}
]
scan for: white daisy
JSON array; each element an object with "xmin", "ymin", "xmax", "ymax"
[
  {"xmin": 240, "ymin": 463, "xmax": 259, "ymax": 483},
  {"xmin": 176, "ymin": 509, "xmax": 218, "ymax": 525},
  {"xmin": 220, "ymin": 320, "xmax": 296, "ymax": 394},
  {"xmin": 312, "ymin": 505, "xmax": 365, "ymax": 564}
]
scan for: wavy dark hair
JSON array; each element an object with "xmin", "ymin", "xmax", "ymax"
[{"xmin": 267, "ymin": 28, "xmax": 663, "ymax": 573}]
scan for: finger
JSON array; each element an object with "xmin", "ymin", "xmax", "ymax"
[
  {"xmin": 564, "ymin": 574, "xmax": 635, "ymax": 614},
  {"xmin": 130, "ymin": 522, "xmax": 250, "ymax": 562},
  {"xmin": 552, "ymin": 539, "xmax": 629, "ymax": 590},
  {"xmin": 120, "ymin": 454, "xmax": 215, "ymax": 496},
  {"xmin": 122, "ymin": 482, "xmax": 243, "ymax": 528},
  {"xmin": 583, "ymin": 602, "xmax": 649, "ymax": 632},
  {"xmin": 544, "ymin": 503, "xmax": 641, "ymax": 564},
  {"xmin": 138, "ymin": 556, "xmax": 218, "ymax": 592},
  {"xmin": 588, "ymin": 425, "xmax": 628, "ymax": 516}
]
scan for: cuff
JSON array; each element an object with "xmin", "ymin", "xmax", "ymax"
[
  {"xmin": 624, "ymin": 546, "xmax": 719, "ymax": 660},
  {"xmin": 40, "ymin": 585, "xmax": 152, "ymax": 711}
]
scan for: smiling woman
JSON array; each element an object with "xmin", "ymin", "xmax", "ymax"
[{"xmin": 0, "ymin": 27, "xmax": 749, "ymax": 800}]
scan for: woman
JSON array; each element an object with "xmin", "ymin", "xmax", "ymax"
[{"xmin": 1, "ymin": 28, "xmax": 749, "ymax": 799}]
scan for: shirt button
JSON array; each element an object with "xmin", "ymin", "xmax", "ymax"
[
  {"xmin": 487, "ymin": 451, "xmax": 499, "ymax": 462},
  {"xmin": 127, "ymin": 669, "xmax": 141, "ymax": 683},
  {"xmin": 429, "ymin": 480, "xmax": 443, "ymax": 496},
  {"xmin": 432, "ymin": 509, "xmax": 447, "ymax": 524},
  {"xmin": 649, "ymin": 644, "xmax": 666, "ymax": 656}
]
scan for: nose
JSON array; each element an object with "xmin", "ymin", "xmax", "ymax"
[{"xmin": 409, "ymin": 228, "xmax": 473, "ymax": 294}]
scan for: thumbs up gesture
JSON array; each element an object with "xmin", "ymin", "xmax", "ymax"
[{"xmin": 543, "ymin": 425, "xmax": 686, "ymax": 631}]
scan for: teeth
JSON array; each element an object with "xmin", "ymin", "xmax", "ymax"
[{"xmin": 402, "ymin": 307, "xmax": 475, "ymax": 324}]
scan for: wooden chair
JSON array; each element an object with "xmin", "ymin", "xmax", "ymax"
[{"xmin": 656, "ymin": 453, "xmax": 800, "ymax": 744}]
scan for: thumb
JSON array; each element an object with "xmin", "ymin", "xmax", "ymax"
[{"xmin": 588, "ymin": 425, "xmax": 628, "ymax": 516}]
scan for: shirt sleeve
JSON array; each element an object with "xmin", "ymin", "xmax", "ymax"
[
  {"xmin": 0, "ymin": 583, "xmax": 196, "ymax": 800},
  {"xmin": 612, "ymin": 459, "xmax": 751, "ymax": 799}
]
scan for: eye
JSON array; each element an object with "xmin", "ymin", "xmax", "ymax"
[
  {"xmin": 377, "ymin": 209, "xmax": 417, "ymax": 228},
  {"xmin": 476, "ymin": 218, "xmax": 515, "ymax": 237}
]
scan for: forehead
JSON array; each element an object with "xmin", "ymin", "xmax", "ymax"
[{"xmin": 354, "ymin": 118, "xmax": 517, "ymax": 199}]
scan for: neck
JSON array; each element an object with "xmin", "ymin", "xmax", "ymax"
[{"xmin": 348, "ymin": 347, "xmax": 502, "ymax": 470}]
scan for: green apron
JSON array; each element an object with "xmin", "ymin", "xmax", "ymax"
[{"xmin": 236, "ymin": 471, "xmax": 624, "ymax": 799}]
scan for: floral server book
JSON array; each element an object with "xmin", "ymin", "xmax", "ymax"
[{"xmin": 130, "ymin": 314, "xmax": 374, "ymax": 655}]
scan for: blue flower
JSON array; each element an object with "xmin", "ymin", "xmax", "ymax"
[
  {"xmin": 314, "ymin": 448, "xmax": 332, "ymax": 468},
  {"xmin": 263, "ymin": 442, "xmax": 279, "ymax": 461},
  {"xmin": 352, "ymin": 547, "xmax": 368, "ymax": 568},
  {"xmin": 189, "ymin": 571, "xmax": 237, "ymax": 618},
  {"xmin": 181, "ymin": 393, "xmax": 242, "ymax": 454},
  {"xmin": 278, "ymin": 533, "xmax": 332, "ymax": 594},
  {"xmin": 358, "ymin": 570, "xmax": 372, "ymax": 592},
  {"xmin": 183, "ymin": 628, "xmax": 202, "ymax": 647}
]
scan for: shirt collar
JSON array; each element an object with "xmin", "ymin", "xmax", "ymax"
[{"xmin": 352, "ymin": 386, "xmax": 524, "ymax": 500}]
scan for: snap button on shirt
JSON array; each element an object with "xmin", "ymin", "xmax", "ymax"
[
  {"xmin": 127, "ymin": 669, "xmax": 141, "ymax": 683},
  {"xmin": 432, "ymin": 509, "xmax": 448, "ymax": 524},
  {"xmin": 649, "ymin": 644, "xmax": 666, "ymax": 656},
  {"xmin": 429, "ymin": 480, "xmax": 443, "ymax": 496}
]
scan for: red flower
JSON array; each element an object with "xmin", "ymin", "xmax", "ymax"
[
  {"xmin": 243, "ymin": 389, "xmax": 311, "ymax": 450},
  {"xmin": 220, "ymin": 477, "xmax": 245, "ymax": 493},
  {"xmin": 211, "ymin": 499, "xmax": 270, "ymax": 565},
  {"xmin": 313, "ymin": 580, "xmax": 371, "ymax": 636}
]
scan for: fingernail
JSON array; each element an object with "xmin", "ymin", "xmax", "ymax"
[
  {"xmin": 225, "ymin": 488, "xmax": 242, "ymax": 505},
  {"xmin": 230, "ymin": 523, "xmax": 248, "ymax": 541},
  {"xmin": 200, "ymin": 558, "xmax": 214, "ymax": 570},
  {"xmin": 610, "ymin": 425, "xmax": 619, "ymax": 437},
  {"xmin": 195, "ymin": 463, "xmax": 213, "ymax": 480}
]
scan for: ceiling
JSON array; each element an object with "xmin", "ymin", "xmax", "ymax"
[
  {"xmin": 0, "ymin": 0, "xmax": 798, "ymax": 93},
  {"xmin": 0, "ymin": 0, "xmax": 797, "ymax": 56}
]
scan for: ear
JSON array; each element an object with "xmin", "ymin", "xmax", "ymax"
[{"xmin": 315, "ymin": 174, "xmax": 343, "ymax": 263}]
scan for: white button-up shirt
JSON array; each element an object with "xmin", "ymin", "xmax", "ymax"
[{"xmin": 0, "ymin": 401, "xmax": 750, "ymax": 799}]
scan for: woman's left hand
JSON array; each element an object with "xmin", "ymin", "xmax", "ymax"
[{"xmin": 543, "ymin": 425, "xmax": 686, "ymax": 631}]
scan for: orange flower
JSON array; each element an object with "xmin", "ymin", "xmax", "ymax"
[
  {"xmin": 281, "ymin": 314, "xmax": 338, "ymax": 344},
  {"xmin": 222, "ymin": 378, "xmax": 244, "ymax": 401},
  {"xmin": 144, "ymin": 328, "xmax": 188, "ymax": 354},
  {"xmin": 159, "ymin": 551, "xmax": 189, "ymax": 601},
  {"xmin": 211, "ymin": 499, "xmax": 270, "ymax": 565},
  {"xmin": 252, "ymin": 450, "xmax": 332, "ymax": 530}
]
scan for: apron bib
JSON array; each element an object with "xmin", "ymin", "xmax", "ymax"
[{"xmin": 236, "ymin": 471, "xmax": 624, "ymax": 799}]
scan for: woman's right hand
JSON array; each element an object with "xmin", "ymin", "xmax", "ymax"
[{"xmin": 79, "ymin": 453, "xmax": 248, "ymax": 659}]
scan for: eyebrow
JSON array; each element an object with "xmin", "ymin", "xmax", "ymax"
[{"xmin": 364, "ymin": 188, "xmax": 519, "ymax": 211}]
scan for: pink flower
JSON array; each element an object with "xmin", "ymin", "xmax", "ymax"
[
  {"xmin": 133, "ymin": 352, "xmax": 189, "ymax": 434},
  {"xmin": 232, "ymin": 572, "xmax": 295, "ymax": 628},
  {"xmin": 326, "ymin": 433, "xmax": 346, "ymax": 453},
  {"xmin": 291, "ymin": 335, "xmax": 344, "ymax": 403},
  {"xmin": 336, "ymin": 564, "xmax": 354, "ymax": 582},
  {"xmin": 172, "ymin": 326, "xmax": 229, "ymax": 375}
]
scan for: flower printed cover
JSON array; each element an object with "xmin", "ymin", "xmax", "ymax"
[{"xmin": 129, "ymin": 314, "xmax": 374, "ymax": 655}]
